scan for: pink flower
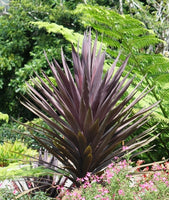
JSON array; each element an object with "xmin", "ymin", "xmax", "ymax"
[
  {"xmin": 76, "ymin": 177, "xmax": 81, "ymax": 182},
  {"xmin": 13, "ymin": 189, "xmax": 17, "ymax": 195},
  {"xmin": 107, "ymin": 162, "xmax": 114, "ymax": 169},
  {"xmin": 136, "ymin": 160, "xmax": 144, "ymax": 166},
  {"xmin": 94, "ymin": 194, "xmax": 102, "ymax": 199},
  {"xmin": 118, "ymin": 189, "xmax": 125, "ymax": 196},
  {"xmin": 86, "ymin": 172, "xmax": 91, "ymax": 177},
  {"xmin": 165, "ymin": 162, "xmax": 169, "ymax": 170},
  {"xmin": 83, "ymin": 181, "xmax": 91, "ymax": 188},
  {"xmin": 122, "ymin": 146, "xmax": 129, "ymax": 151}
]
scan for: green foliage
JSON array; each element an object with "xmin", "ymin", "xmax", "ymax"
[
  {"xmin": 0, "ymin": 163, "xmax": 54, "ymax": 181},
  {"xmin": 0, "ymin": 140, "xmax": 37, "ymax": 166},
  {"xmin": 0, "ymin": 120, "xmax": 51, "ymax": 150},
  {"xmin": 0, "ymin": 112, "xmax": 9, "ymax": 123},
  {"xmin": 31, "ymin": 22, "xmax": 84, "ymax": 46},
  {"xmin": 0, "ymin": 122, "xmax": 22, "ymax": 144},
  {"xmin": 0, "ymin": 189, "xmax": 53, "ymax": 200},
  {"xmin": 0, "ymin": 0, "xmax": 83, "ymax": 118}
]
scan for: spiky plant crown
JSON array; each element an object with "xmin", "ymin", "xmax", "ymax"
[{"xmin": 22, "ymin": 31, "xmax": 159, "ymax": 184}]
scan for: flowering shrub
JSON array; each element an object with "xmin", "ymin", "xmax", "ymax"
[
  {"xmin": 0, "ymin": 159, "xmax": 168, "ymax": 199},
  {"xmin": 61, "ymin": 160, "xmax": 169, "ymax": 200}
]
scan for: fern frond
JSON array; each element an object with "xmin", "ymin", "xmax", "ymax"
[
  {"xmin": 128, "ymin": 35, "xmax": 162, "ymax": 49},
  {"xmin": 31, "ymin": 22, "xmax": 83, "ymax": 45}
]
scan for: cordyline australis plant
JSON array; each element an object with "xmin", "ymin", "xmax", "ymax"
[{"xmin": 21, "ymin": 32, "xmax": 159, "ymax": 186}]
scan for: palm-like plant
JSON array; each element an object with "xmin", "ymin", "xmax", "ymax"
[{"xmin": 21, "ymin": 31, "xmax": 159, "ymax": 185}]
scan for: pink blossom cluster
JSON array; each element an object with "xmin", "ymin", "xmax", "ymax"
[{"xmin": 62, "ymin": 159, "xmax": 169, "ymax": 200}]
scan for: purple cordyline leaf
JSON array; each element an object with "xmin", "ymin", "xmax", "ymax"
[
  {"xmin": 21, "ymin": 100, "xmax": 65, "ymax": 135},
  {"xmin": 90, "ymin": 52, "xmax": 105, "ymax": 102},
  {"xmin": 94, "ymin": 109, "xmax": 155, "ymax": 163},
  {"xmin": 63, "ymin": 166, "xmax": 79, "ymax": 178},
  {"xmin": 93, "ymin": 130, "xmax": 116, "ymax": 160},
  {"xmin": 123, "ymin": 135, "xmax": 159, "ymax": 157},
  {"xmin": 85, "ymin": 119, "xmax": 99, "ymax": 144},
  {"xmin": 129, "ymin": 145, "xmax": 156, "ymax": 159},
  {"xmin": 117, "ymin": 101, "xmax": 160, "ymax": 131},
  {"xmin": 45, "ymin": 133, "xmax": 79, "ymax": 161},
  {"xmin": 122, "ymin": 87, "xmax": 151, "ymax": 114},
  {"xmin": 104, "ymin": 80, "xmax": 152, "ymax": 126},
  {"xmin": 100, "ymin": 55, "xmax": 130, "ymax": 102},
  {"xmin": 83, "ymin": 107, "xmax": 94, "ymax": 137},
  {"xmin": 61, "ymin": 106, "xmax": 80, "ymax": 133},
  {"xmin": 94, "ymin": 76, "xmax": 134, "ymax": 122},
  {"xmin": 58, "ymin": 88, "xmax": 80, "ymax": 124},
  {"xmin": 90, "ymin": 143, "xmax": 119, "ymax": 171},
  {"xmin": 91, "ymin": 50, "xmax": 105, "ymax": 86},
  {"xmin": 91, "ymin": 37, "xmax": 98, "ymax": 77},
  {"xmin": 103, "ymin": 68, "xmax": 134, "ymax": 103},
  {"xmin": 40, "ymin": 71, "xmax": 64, "ymax": 115},
  {"xmin": 79, "ymin": 98, "xmax": 88, "ymax": 130},
  {"xmin": 45, "ymin": 54, "xmax": 76, "ymax": 111},
  {"xmin": 26, "ymin": 83, "xmax": 71, "ymax": 132},
  {"xmin": 41, "ymin": 66, "xmax": 80, "ymax": 125},
  {"xmin": 52, "ymin": 59, "xmax": 80, "ymax": 118},
  {"xmin": 114, "ymin": 112, "xmax": 147, "ymax": 135},
  {"xmin": 44, "ymin": 60, "xmax": 76, "ymax": 112},
  {"xmin": 53, "ymin": 141, "xmax": 80, "ymax": 169},
  {"xmin": 130, "ymin": 124, "xmax": 158, "ymax": 143},
  {"xmin": 27, "ymin": 79, "xmax": 64, "ymax": 122},
  {"xmin": 97, "ymin": 70, "xmax": 133, "ymax": 115},
  {"xmin": 126, "ymin": 138, "xmax": 155, "ymax": 154},
  {"xmin": 62, "ymin": 126, "xmax": 79, "ymax": 147},
  {"xmin": 95, "ymin": 129, "xmax": 158, "ymax": 172},
  {"xmin": 22, "ymin": 99, "xmax": 80, "ymax": 146},
  {"xmin": 111, "ymin": 110, "xmax": 154, "ymax": 145},
  {"xmin": 87, "ymin": 31, "xmax": 91, "ymax": 79},
  {"xmin": 40, "ymin": 131, "xmax": 79, "ymax": 159},
  {"xmin": 106, "ymin": 77, "xmax": 135, "ymax": 113},
  {"xmin": 98, "ymin": 105, "xmax": 125, "ymax": 137},
  {"xmin": 61, "ymin": 49, "xmax": 81, "ymax": 110},
  {"xmin": 81, "ymin": 34, "xmax": 91, "ymax": 84},
  {"xmin": 91, "ymin": 72, "xmax": 108, "ymax": 115},
  {"xmin": 81, "ymin": 153, "xmax": 92, "ymax": 176},
  {"xmin": 83, "ymin": 144, "xmax": 92, "ymax": 156},
  {"xmin": 61, "ymin": 48, "xmax": 71, "ymax": 81},
  {"xmin": 72, "ymin": 45, "xmax": 83, "ymax": 94},
  {"xmin": 24, "ymin": 87, "xmax": 58, "ymax": 121},
  {"xmin": 93, "ymin": 83, "xmax": 119, "ymax": 121},
  {"xmin": 109, "ymin": 54, "xmax": 130, "ymax": 85},
  {"xmin": 82, "ymin": 73, "xmax": 90, "ymax": 109},
  {"xmin": 105, "ymin": 51, "xmax": 121, "ymax": 83},
  {"xmin": 22, "ymin": 120, "xmax": 69, "ymax": 146},
  {"xmin": 53, "ymin": 58, "xmax": 76, "ymax": 100},
  {"xmin": 38, "ymin": 145, "xmax": 78, "ymax": 178},
  {"xmin": 94, "ymin": 118, "xmax": 124, "ymax": 153},
  {"xmin": 76, "ymin": 133, "xmax": 92, "ymax": 170},
  {"xmin": 109, "ymin": 102, "xmax": 157, "ymax": 137},
  {"xmin": 101, "ymin": 70, "xmax": 133, "ymax": 108},
  {"xmin": 91, "ymin": 122, "xmax": 120, "ymax": 154},
  {"xmin": 77, "ymin": 131, "xmax": 87, "ymax": 155},
  {"xmin": 30, "ymin": 134, "xmax": 71, "ymax": 166}
]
